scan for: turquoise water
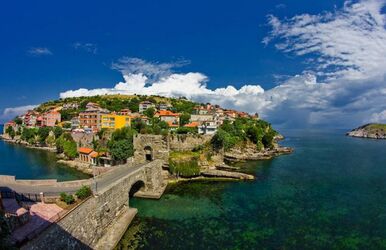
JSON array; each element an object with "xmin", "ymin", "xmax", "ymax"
[
  {"xmin": 0, "ymin": 125, "xmax": 90, "ymax": 181},
  {"xmin": 118, "ymin": 129, "xmax": 386, "ymax": 249}
]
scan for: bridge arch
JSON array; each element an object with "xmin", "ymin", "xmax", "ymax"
[{"xmin": 128, "ymin": 180, "xmax": 145, "ymax": 198}]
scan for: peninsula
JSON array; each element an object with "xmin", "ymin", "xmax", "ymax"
[
  {"xmin": 1, "ymin": 95, "xmax": 292, "ymax": 179},
  {"xmin": 346, "ymin": 123, "xmax": 386, "ymax": 139}
]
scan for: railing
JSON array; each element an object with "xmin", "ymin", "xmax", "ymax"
[{"xmin": 1, "ymin": 191, "xmax": 42, "ymax": 202}]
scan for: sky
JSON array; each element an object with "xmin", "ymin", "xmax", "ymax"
[{"xmin": 1, "ymin": 0, "xmax": 386, "ymax": 128}]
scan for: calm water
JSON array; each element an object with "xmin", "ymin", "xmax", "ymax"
[
  {"xmin": 0, "ymin": 125, "xmax": 89, "ymax": 181},
  {"xmin": 118, "ymin": 129, "xmax": 386, "ymax": 250}
]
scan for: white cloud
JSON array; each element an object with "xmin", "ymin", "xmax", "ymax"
[
  {"xmin": 264, "ymin": 0, "xmax": 386, "ymax": 81},
  {"xmin": 28, "ymin": 47, "xmax": 53, "ymax": 56},
  {"xmin": 369, "ymin": 110, "xmax": 386, "ymax": 123},
  {"xmin": 0, "ymin": 105, "xmax": 38, "ymax": 123},
  {"xmin": 73, "ymin": 42, "xmax": 97, "ymax": 54},
  {"xmin": 60, "ymin": 0, "xmax": 386, "ymax": 128}
]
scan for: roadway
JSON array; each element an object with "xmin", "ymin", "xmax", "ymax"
[{"xmin": 0, "ymin": 163, "xmax": 146, "ymax": 196}]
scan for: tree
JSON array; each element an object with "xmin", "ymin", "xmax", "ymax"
[
  {"xmin": 38, "ymin": 127, "xmax": 51, "ymax": 144},
  {"xmin": 63, "ymin": 140, "xmax": 78, "ymax": 159},
  {"xmin": 179, "ymin": 113, "xmax": 191, "ymax": 126},
  {"xmin": 144, "ymin": 107, "xmax": 155, "ymax": 118},
  {"xmin": 21, "ymin": 127, "xmax": 38, "ymax": 144},
  {"xmin": 5, "ymin": 126, "xmax": 15, "ymax": 139},
  {"xmin": 109, "ymin": 140, "xmax": 134, "ymax": 162},
  {"xmin": 14, "ymin": 117, "xmax": 23, "ymax": 125},
  {"xmin": 45, "ymin": 134, "xmax": 56, "ymax": 147},
  {"xmin": 53, "ymin": 126, "xmax": 63, "ymax": 139}
]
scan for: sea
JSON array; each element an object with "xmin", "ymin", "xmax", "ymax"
[{"xmin": 2, "ymin": 125, "xmax": 386, "ymax": 249}]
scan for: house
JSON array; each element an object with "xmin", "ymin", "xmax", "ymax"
[
  {"xmin": 78, "ymin": 147, "xmax": 98, "ymax": 165},
  {"xmin": 158, "ymin": 103, "xmax": 171, "ymax": 111},
  {"xmin": 71, "ymin": 117, "xmax": 80, "ymax": 129},
  {"xmin": 23, "ymin": 110, "xmax": 39, "ymax": 127},
  {"xmin": 198, "ymin": 121, "xmax": 218, "ymax": 135},
  {"xmin": 79, "ymin": 106, "xmax": 109, "ymax": 132},
  {"xmin": 42, "ymin": 111, "xmax": 61, "ymax": 127},
  {"xmin": 184, "ymin": 121, "xmax": 199, "ymax": 128},
  {"xmin": 155, "ymin": 110, "xmax": 180, "ymax": 126},
  {"xmin": 139, "ymin": 101, "xmax": 155, "ymax": 113},
  {"xmin": 118, "ymin": 109, "xmax": 132, "ymax": 116},
  {"xmin": 62, "ymin": 103, "xmax": 79, "ymax": 110},
  {"xmin": 85, "ymin": 102, "xmax": 100, "ymax": 110},
  {"xmin": 101, "ymin": 114, "xmax": 131, "ymax": 130},
  {"xmin": 190, "ymin": 114, "xmax": 215, "ymax": 123},
  {"xmin": 193, "ymin": 104, "xmax": 215, "ymax": 115}
]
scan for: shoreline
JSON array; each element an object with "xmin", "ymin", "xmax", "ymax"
[{"xmin": 1, "ymin": 134, "xmax": 293, "ymax": 181}]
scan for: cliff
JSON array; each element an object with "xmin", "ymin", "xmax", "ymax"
[{"xmin": 346, "ymin": 123, "xmax": 386, "ymax": 139}]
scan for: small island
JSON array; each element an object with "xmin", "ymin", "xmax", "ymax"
[{"xmin": 346, "ymin": 123, "xmax": 386, "ymax": 139}]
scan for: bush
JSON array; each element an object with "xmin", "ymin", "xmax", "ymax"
[
  {"xmin": 75, "ymin": 186, "xmax": 92, "ymax": 199},
  {"xmin": 60, "ymin": 192, "xmax": 75, "ymax": 204},
  {"xmin": 169, "ymin": 159, "xmax": 200, "ymax": 177}
]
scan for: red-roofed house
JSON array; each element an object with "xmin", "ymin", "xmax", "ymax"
[
  {"xmin": 184, "ymin": 122, "xmax": 199, "ymax": 128},
  {"xmin": 155, "ymin": 110, "xmax": 180, "ymax": 126},
  {"xmin": 78, "ymin": 147, "xmax": 98, "ymax": 165}
]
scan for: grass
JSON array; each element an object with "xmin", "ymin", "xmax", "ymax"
[{"xmin": 367, "ymin": 123, "xmax": 386, "ymax": 130}]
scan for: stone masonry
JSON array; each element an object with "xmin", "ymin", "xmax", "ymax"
[{"xmin": 23, "ymin": 160, "xmax": 165, "ymax": 249}]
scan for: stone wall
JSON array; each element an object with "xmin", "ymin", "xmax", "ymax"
[
  {"xmin": 133, "ymin": 135, "xmax": 169, "ymax": 164},
  {"xmin": 169, "ymin": 134, "xmax": 212, "ymax": 151},
  {"xmin": 133, "ymin": 134, "xmax": 213, "ymax": 164},
  {"xmin": 23, "ymin": 160, "xmax": 164, "ymax": 249}
]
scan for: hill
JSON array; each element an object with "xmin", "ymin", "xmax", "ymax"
[{"xmin": 346, "ymin": 123, "xmax": 386, "ymax": 139}]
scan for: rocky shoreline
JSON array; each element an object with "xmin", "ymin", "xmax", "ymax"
[
  {"xmin": 224, "ymin": 146, "xmax": 293, "ymax": 162},
  {"xmin": 0, "ymin": 135, "xmax": 57, "ymax": 152},
  {"xmin": 346, "ymin": 123, "xmax": 386, "ymax": 139}
]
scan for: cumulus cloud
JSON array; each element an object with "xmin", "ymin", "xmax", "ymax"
[
  {"xmin": 73, "ymin": 42, "xmax": 97, "ymax": 54},
  {"xmin": 0, "ymin": 105, "xmax": 38, "ymax": 123},
  {"xmin": 60, "ymin": 0, "xmax": 386, "ymax": 128},
  {"xmin": 28, "ymin": 47, "xmax": 53, "ymax": 56}
]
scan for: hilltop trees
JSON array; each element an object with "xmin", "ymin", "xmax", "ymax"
[{"xmin": 211, "ymin": 118, "xmax": 277, "ymax": 151}]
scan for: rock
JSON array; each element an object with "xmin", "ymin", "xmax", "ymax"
[
  {"xmin": 201, "ymin": 170, "xmax": 254, "ymax": 180},
  {"xmin": 347, "ymin": 123, "xmax": 386, "ymax": 139},
  {"xmin": 224, "ymin": 145, "xmax": 293, "ymax": 161}
]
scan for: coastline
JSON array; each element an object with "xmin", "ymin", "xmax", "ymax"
[
  {"xmin": 1, "ymin": 135, "xmax": 94, "ymax": 176},
  {"xmin": 0, "ymin": 134, "xmax": 57, "ymax": 152},
  {"xmin": 1, "ymin": 133, "xmax": 293, "ymax": 181}
]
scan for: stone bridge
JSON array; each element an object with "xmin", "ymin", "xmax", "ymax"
[{"xmin": 20, "ymin": 160, "xmax": 166, "ymax": 249}]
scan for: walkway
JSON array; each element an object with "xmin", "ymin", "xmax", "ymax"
[{"xmin": 0, "ymin": 163, "xmax": 147, "ymax": 196}]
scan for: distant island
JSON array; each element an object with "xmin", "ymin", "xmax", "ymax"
[{"xmin": 346, "ymin": 123, "xmax": 386, "ymax": 139}]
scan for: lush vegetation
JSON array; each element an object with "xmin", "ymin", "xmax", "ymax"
[
  {"xmin": 5, "ymin": 126, "xmax": 15, "ymax": 139},
  {"xmin": 60, "ymin": 192, "xmax": 75, "ymax": 205},
  {"xmin": 75, "ymin": 185, "xmax": 92, "ymax": 199},
  {"xmin": 108, "ymin": 127, "xmax": 135, "ymax": 162},
  {"xmin": 56, "ymin": 133, "xmax": 78, "ymax": 159},
  {"xmin": 211, "ymin": 118, "xmax": 277, "ymax": 151},
  {"xmin": 169, "ymin": 151, "xmax": 201, "ymax": 177}
]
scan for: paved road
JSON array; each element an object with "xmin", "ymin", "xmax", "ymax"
[{"xmin": 0, "ymin": 163, "xmax": 146, "ymax": 196}]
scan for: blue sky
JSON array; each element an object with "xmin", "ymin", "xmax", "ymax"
[{"xmin": 1, "ymin": 0, "xmax": 386, "ymax": 128}]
